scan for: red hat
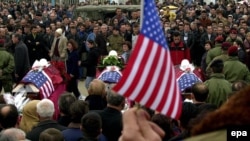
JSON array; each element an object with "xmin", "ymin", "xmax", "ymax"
[
  {"xmin": 0, "ymin": 39, "xmax": 5, "ymax": 47},
  {"xmin": 230, "ymin": 29, "xmax": 238, "ymax": 34},
  {"xmin": 221, "ymin": 42, "xmax": 231, "ymax": 50},
  {"xmin": 228, "ymin": 46, "xmax": 238, "ymax": 56},
  {"xmin": 215, "ymin": 36, "xmax": 224, "ymax": 43}
]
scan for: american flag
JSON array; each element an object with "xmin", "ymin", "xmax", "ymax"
[
  {"xmin": 22, "ymin": 71, "xmax": 54, "ymax": 98},
  {"xmin": 98, "ymin": 70, "xmax": 122, "ymax": 83},
  {"xmin": 177, "ymin": 73, "xmax": 202, "ymax": 92},
  {"xmin": 113, "ymin": 0, "xmax": 182, "ymax": 119}
]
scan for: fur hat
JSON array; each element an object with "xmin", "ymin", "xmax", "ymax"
[
  {"xmin": 55, "ymin": 28, "xmax": 63, "ymax": 35},
  {"xmin": 228, "ymin": 46, "xmax": 238, "ymax": 56}
]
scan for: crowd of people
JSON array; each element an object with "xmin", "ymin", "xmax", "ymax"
[{"xmin": 0, "ymin": 0, "xmax": 250, "ymax": 140}]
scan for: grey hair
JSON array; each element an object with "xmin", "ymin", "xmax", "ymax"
[
  {"xmin": 36, "ymin": 99, "xmax": 55, "ymax": 118},
  {"xmin": 2, "ymin": 128, "xmax": 26, "ymax": 140},
  {"xmin": 107, "ymin": 90, "xmax": 125, "ymax": 107}
]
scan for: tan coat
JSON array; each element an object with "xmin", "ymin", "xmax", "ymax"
[{"xmin": 50, "ymin": 35, "xmax": 68, "ymax": 61}]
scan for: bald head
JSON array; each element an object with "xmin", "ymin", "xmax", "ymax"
[
  {"xmin": 0, "ymin": 104, "xmax": 19, "ymax": 129},
  {"xmin": 192, "ymin": 82, "xmax": 209, "ymax": 102}
]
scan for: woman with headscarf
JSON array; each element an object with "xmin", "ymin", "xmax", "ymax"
[{"xmin": 19, "ymin": 100, "xmax": 41, "ymax": 133}]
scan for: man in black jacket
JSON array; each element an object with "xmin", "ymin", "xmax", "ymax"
[{"xmin": 94, "ymin": 90, "xmax": 125, "ymax": 141}]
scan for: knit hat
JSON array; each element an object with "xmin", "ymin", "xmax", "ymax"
[
  {"xmin": 228, "ymin": 46, "xmax": 238, "ymax": 56},
  {"xmin": 55, "ymin": 28, "xmax": 63, "ymax": 35},
  {"xmin": 221, "ymin": 42, "xmax": 231, "ymax": 51}
]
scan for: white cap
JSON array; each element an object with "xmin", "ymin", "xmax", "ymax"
[
  {"xmin": 7, "ymin": 15, "xmax": 12, "ymax": 19},
  {"xmin": 55, "ymin": 28, "xmax": 62, "ymax": 35}
]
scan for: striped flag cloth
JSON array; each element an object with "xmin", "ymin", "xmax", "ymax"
[
  {"xmin": 113, "ymin": 0, "xmax": 182, "ymax": 119},
  {"xmin": 22, "ymin": 70, "xmax": 55, "ymax": 98}
]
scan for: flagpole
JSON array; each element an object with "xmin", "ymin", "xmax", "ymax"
[{"xmin": 140, "ymin": 0, "xmax": 144, "ymax": 29}]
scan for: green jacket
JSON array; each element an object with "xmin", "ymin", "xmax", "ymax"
[
  {"xmin": 107, "ymin": 34, "xmax": 124, "ymax": 54},
  {"xmin": 224, "ymin": 56, "xmax": 250, "ymax": 83},
  {"xmin": 206, "ymin": 44, "xmax": 222, "ymax": 65},
  {"xmin": 0, "ymin": 48, "xmax": 14, "ymax": 80},
  {"xmin": 206, "ymin": 54, "xmax": 229, "ymax": 78},
  {"xmin": 205, "ymin": 73, "xmax": 232, "ymax": 107}
]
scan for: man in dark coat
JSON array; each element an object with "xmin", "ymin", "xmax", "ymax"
[
  {"xmin": 94, "ymin": 90, "xmax": 125, "ymax": 141},
  {"xmin": 24, "ymin": 25, "xmax": 46, "ymax": 65},
  {"xmin": 43, "ymin": 26, "xmax": 54, "ymax": 61},
  {"xmin": 12, "ymin": 33, "xmax": 30, "ymax": 83},
  {"xmin": 95, "ymin": 24, "xmax": 109, "ymax": 56}
]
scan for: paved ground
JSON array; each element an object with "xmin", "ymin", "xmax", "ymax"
[{"xmin": 78, "ymin": 80, "xmax": 88, "ymax": 96}]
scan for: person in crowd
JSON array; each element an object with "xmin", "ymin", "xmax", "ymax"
[
  {"xmin": 0, "ymin": 104, "xmax": 19, "ymax": 130},
  {"xmin": 24, "ymin": 24, "xmax": 46, "ymax": 65},
  {"xmin": 226, "ymin": 28, "xmax": 243, "ymax": 44},
  {"xmin": 43, "ymin": 26, "xmax": 55, "ymax": 61},
  {"xmin": 58, "ymin": 92, "xmax": 77, "ymax": 127},
  {"xmin": 204, "ymin": 59, "xmax": 232, "ymax": 107},
  {"xmin": 200, "ymin": 41, "xmax": 213, "ymax": 76},
  {"xmin": 62, "ymin": 100, "xmax": 89, "ymax": 141},
  {"xmin": 81, "ymin": 40, "xmax": 100, "ymax": 89},
  {"xmin": 0, "ymin": 27, "xmax": 12, "ymax": 54},
  {"xmin": 12, "ymin": 33, "xmax": 30, "ymax": 83},
  {"xmin": 50, "ymin": 28, "xmax": 68, "ymax": 61},
  {"xmin": 85, "ymin": 79, "xmax": 107, "ymax": 110},
  {"xmin": 181, "ymin": 23, "xmax": 194, "ymax": 63},
  {"xmin": 80, "ymin": 112, "xmax": 103, "ymax": 141},
  {"xmin": 94, "ymin": 90, "xmax": 125, "ymax": 141},
  {"xmin": 199, "ymin": 10, "xmax": 212, "ymax": 28},
  {"xmin": 119, "ymin": 23, "xmax": 132, "ymax": 42},
  {"xmin": 131, "ymin": 23, "xmax": 140, "ymax": 49},
  {"xmin": 0, "ymin": 39, "xmax": 14, "ymax": 93},
  {"xmin": 169, "ymin": 31, "xmax": 188, "ymax": 65},
  {"xmin": 86, "ymin": 25, "xmax": 99, "ymax": 46},
  {"xmin": 206, "ymin": 42, "xmax": 231, "ymax": 78},
  {"xmin": 233, "ymin": 39, "xmax": 246, "ymax": 63},
  {"xmin": 205, "ymin": 35, "xmax": 224, "ymax": 65},
  {"xmin": 39, "ymin": 128, "xmax": 64, "ymax": 141},
  {"xmin": 2, "ymin": 128, "xmax": 27, "ymax": 140},
  {"xmin": 191, "ymin": 82, "xmax": 209, "ymax": 106},
  {"xmin": 200, "ymin": 25, "xmax": 216, "ymax": 53},
  {"xmin": 95, "ymin": 24, "xmax": 109, "ymax": 57},
  {"xmin": 107, "ymin": 26, "xmax": 124, "ymax": 54},
  {"xmin": 19, "ymin": 100, "xmax": 41, "ymax": 133},
  {"xmin": 26, "ymin": 99, "xmax": 67, "ymax": 141},
  {"xmin": 66, "ymin": 39, "xmax": 81, "ymax": 98},
  {"xmin": 121, "ymin": 41, "xmax": 132, "ymax": 64},
  {"xmin": 223, "ymin": 45, "xmax": 250, "ymax": 83},
  {"xmin": 112, "ymin": 8, "xmax": 128, "ymax": 26}
]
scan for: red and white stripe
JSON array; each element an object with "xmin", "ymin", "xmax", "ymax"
[{"xmin": 113, "ymin": 35, "xmax": 182, "ymax": 119}]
